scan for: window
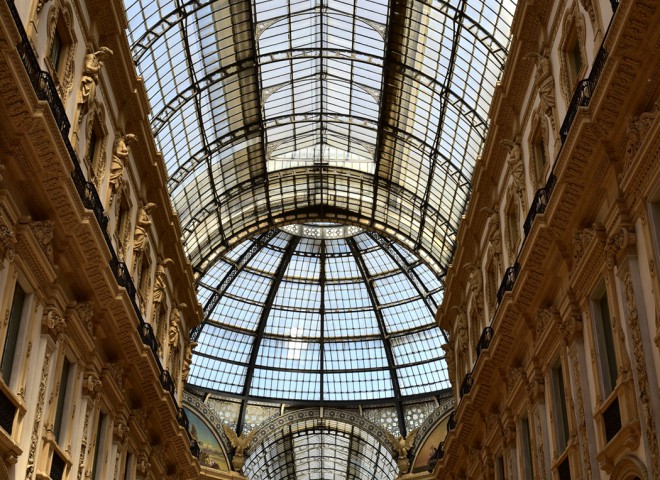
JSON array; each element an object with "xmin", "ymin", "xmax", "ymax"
[
  {"xmin": 115, "ymin": 197, "xmax": 131, "ymax": 260},
  {"xmin": 520, "ymin": 416, "xmax": 534, "ymax": 479},
  {"xmin": 50, "ymin": 30, "xmax": 63, "ymax": 71},
  {"xmin": 533, "ymin": 135, "xmax": 547, "ymax": 183},
  {"xmin": 565, "ymin": 30, "xmax": 583, "ymax": 90},
  {"xmin": 495, "ymin": 455, "xmax": 506, "ymax": 480},
  {"xmin": 486, "ymin": 260, "xmax": 498, "ymax": 314},
  {"xmin": 1, "ymin": 283, "xmax": 25, "ymax": 384},
  {"xmin": 122, "ymin": 452, "xmax": 133, "ymax": 480},
  {"xmin": 53, "ymin": 357, "xmax": 71, "ymax": 442},
  {"xmin": 506, "ymin": 200, "xmax": 520, "ymax": 257},
  {"xmin": 87, "ymin": 129, "xmax": 98, "ymax": 169},
  {"xmin": 551, "ymin": 362, "xmax": 570, "ymax": 453},
  {"xmin": 592, "ymin": 290, "xmax": 617, "ymax": 396}
]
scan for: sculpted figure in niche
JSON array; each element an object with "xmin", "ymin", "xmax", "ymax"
[
  {"xmin": 109, "ymin": 133, "xmax": 137, "ymax": 200},
  {"xmin": 500, "ymin": 139, "xmax": 525, "ymax": 203},
  {"xmin": 133, "ymin": 202, "xmax": 156, "ymax": 257},
  {"xmin": 527, "ymin": 52, "xmax": 556, "ymax": 112},
  {"xmin": 78, "ymin": 47, "xmax": 113, "ymax": 120},
  {"xmin": 152, "ymin": 258, "xmax": 173, "ymax": 307},
  {"xmin": 182, "ymin": 341, "xmax": 198, "ymax": 382},
  {"xmin": 169, "ymin": 303, "xmax": 187, "ymax": 352}
]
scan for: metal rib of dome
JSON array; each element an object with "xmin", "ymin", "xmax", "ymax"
[
  {"xmin": 188, "ymin": 228, "xmax": 448, "ymax": 406},
  {"xmin": 124, "ymin": 0, "xmax": 516, "ymax": 276}
]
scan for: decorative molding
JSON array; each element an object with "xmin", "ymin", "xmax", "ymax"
[
  {"xmin": 76, "ymin": 406, "xmax": 91, "ymax": 480},
  {"xmin": 74, "ymin": 301, "xmax": 95, "ymax": 337},
  {"xmin": 623, "ymin": 272, "xmax": 660, "ymax": 477},
  {"xmin": 571, "ymin": 352, "xmax": 592, "ymax": 480},
  {"xmin": 42, "ymin": 309, "xmax": 66, "ymax": 342},
  {"xmin": 45, "ymin": 2, "xmax": 77, "ymax": 101},
  {"xmin": 623, "ymin": 102, "xmax": 659, "ymax": 177},
  {"xmin": 0, "ymin": 223, "xmax": 16, "ymax": 265},
  {"xmin": 82, "ymin": 373, "xmax": 102, "ymax": 402},
  {"xmin": 605, "ymin": 228, "xmax": 636, "ymax": 269},
  {"xmin": 25, "ymin": 351, "xmax": 51, "ymax": 480}
]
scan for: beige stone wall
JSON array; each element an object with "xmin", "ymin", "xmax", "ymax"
[
  {"xmin": 0, "ymin": 0, "xmax": 203, "ymax": 478},
  {"xmin": 436, "ymin": 0, "xmax": 660, "ymax": 478}
]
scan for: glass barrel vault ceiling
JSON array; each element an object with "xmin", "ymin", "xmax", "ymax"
[
  {"xmin": 188, "ymin": 228, "xmax": 448, "ymax": 402},
  {"xmin": 124, "ymin": 0, "xmax": 516, "ymax": 276}
]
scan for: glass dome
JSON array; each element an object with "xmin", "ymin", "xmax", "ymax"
[{"xmin": 188, "ymin": 227, "xmax": 449, "ymax": 404}]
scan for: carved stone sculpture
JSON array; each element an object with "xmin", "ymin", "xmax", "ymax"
[
  {"xmin": 109, "ymin": 133, "xmax": 137, "ymax": 199},
  {"xmin": 182, "ymin": 341, "xmax": 198, "ymax": 382},
  {"xmin": 152, "ymin": 258, "xmax": 173, "ymax": 306},
  {"xmin": 223, "ymin": 425, "xmax": 257, "ymax": 470},
  {"xmin": 500, "ymin": 139, "xmax": 525, "ymax": 202},
  {"xmin": 78, "ymin": 47, "xmax": 113, "ymax": 120},
  {"xmin": 133, "ymin": 202, "xmax": 156, "ymax": 257},
  {"xmin": 169, "ymin": 303, "xmax": 186, "ymax": 351},
  {"xmin": 527, "ymin": 52, "xmax": 556, "ymax": 113}
]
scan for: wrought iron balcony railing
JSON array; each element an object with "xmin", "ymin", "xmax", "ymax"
[{"xmin": 6, "ymin": 0, "xmax": 195, "ymax": 449}]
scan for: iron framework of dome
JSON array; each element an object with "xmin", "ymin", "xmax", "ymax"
[
  {"xmin": 124, "ymin": 0, "xmax": 516, "ymax": 276},
  {"xmin": 187, "ymin": 228, "xmax": 447, "ymax": 416},
  {"xmin": 122, "ymin": 0, "xmax": 517, "ymax": 474}
]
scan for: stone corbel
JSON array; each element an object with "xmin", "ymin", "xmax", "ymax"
[
  {"xmin": 130, "ymin": 408, "xmax": 148, "ymax": 433},
  {"xmin": 526, "ymin": 365, "xmax": 545, "ymax": 406},
  {"xmin": 82, "ymin": 373, "xmax": 102, "ymax": 403},
  {"xmin": 622, "ymin": 101, "xmax": 659, "ymax": 179},
  {"xmin": 42, "ymin": 309, "xmax": 66, "ymax": 342},
  {"xmin": 605, "ymin": 227, "xmax": 636, "ymax": 270},
  {"xmin": 113, "ymin": 421, "xmax": 129, "ymax": 446},
  {"xmin": 136, "ymin": 450, "xmax": 151, "ymax": 477},
  {"xmin": 74, "ymin": 301, "xmax": 95, "ymax": 339},
  {"xmin": 501, "ymin": 410, "xmax": 516, "ymax": 448},
  {"xmin": 26, "ymin": 220, "xmax": 54, "ymax": 264},
  {"xmin": 0, "ymin": 223, "xmax": 16, "ymax": 265}
]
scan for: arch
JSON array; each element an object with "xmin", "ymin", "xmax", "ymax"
[
  {"xmin": 183, "ymin": 392, "xmax": 233, "ymax": 468},
  {"xmin": 610, "ymin": 455, "xmax": 648, "ymax": 480},
  {"xmin": 248, "ymin": 408, "xmax": 400, "ymax": 457}
]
